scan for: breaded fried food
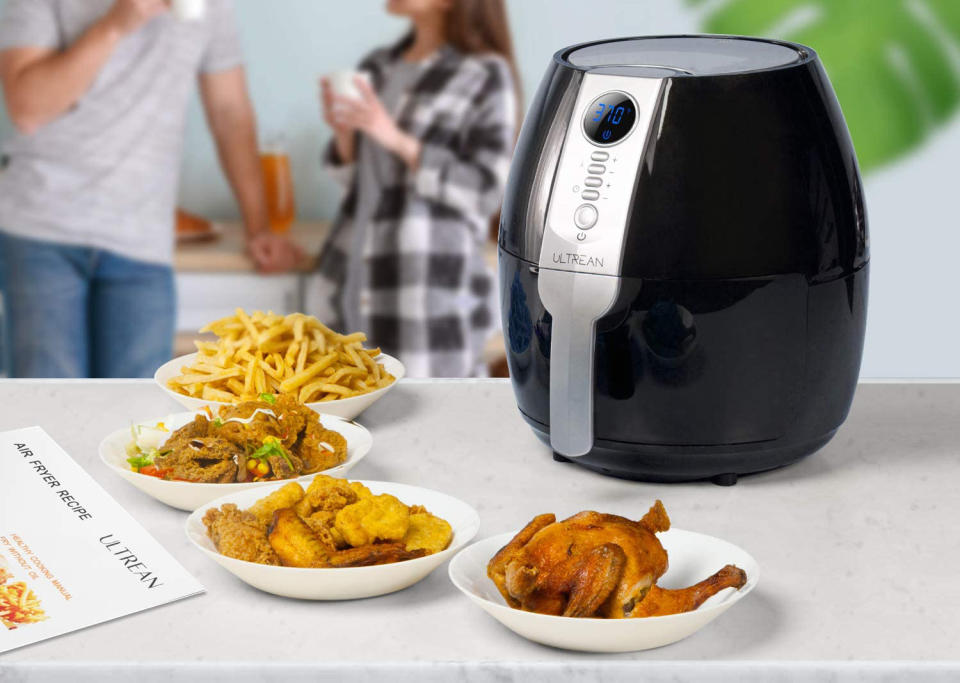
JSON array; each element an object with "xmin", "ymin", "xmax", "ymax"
[
  {"xmin": 203, "ymin": 504, "xmax": 279, "ymax": 565},
  {"xmin": 248, "ymin": 481, "xmax": 304, "ymax": 526},
  {"xmin": 294, "ymin": 475, "xmax": 359, "ymax": 518},
  {"xmin": 404, "ymin": 512, "xmax": 453, "ymax": 554},
  {"xmin": 267, "ymin": 508, "xmax": 331, "ymax": 568},
  {"xmin": 298, "ymin": 421, "xmax": 348, "ymax": 473},
  {"xmin": 304, "ymin": 510, "xmax": 346, "ymax": 549},
  {"xmin": 335, "ymin": 494, "xmax": 410, "ymax": 547},
  {"xmin": 303, "ymin": 507, "xmax": 353, "ymax": 548},
  {"xmin": 349, "ymin": 481, "xmax": 372, "ymax": 500},
  {"xmin": 154, "ymin": 437, "xmax": 240, "ymax": 483},
  {"xmin": 327, "ymin": 543, "xmax": 427, "ymax": 568}
]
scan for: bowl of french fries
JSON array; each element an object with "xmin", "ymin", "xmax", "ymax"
[{"xmin": 155, "ymin": 309, "xmax": 404, "ymax": 420}]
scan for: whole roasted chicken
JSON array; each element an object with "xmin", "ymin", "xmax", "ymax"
[{"xmin": 488, "ymin": 501, "xmax": 746, "ymax": 618}]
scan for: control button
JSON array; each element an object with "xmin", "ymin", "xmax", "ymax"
[
  {"xmin": 581, "ymin": 189, "xmax": 600, "ymax": 201},
  {"xmin": 574, "ymin": 204, "xmax": 598, "ymax": 230},
  {"xmin": 587, "ymin": 164, "xmax": 606, "ymax": 175},
  {"xmin": 591, "ymin": 151, "xmax": 609, "ymax": 161},
  {"xmin": 584, "ymin": 176, "xmax": 602, "ymax": 188}
]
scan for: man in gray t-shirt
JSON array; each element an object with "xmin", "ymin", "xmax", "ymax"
[{"xmin": 0, "ymin": 0, "xmax": 300, "ymax": 378}]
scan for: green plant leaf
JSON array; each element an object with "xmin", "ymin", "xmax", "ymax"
[{"xmin": 695, "ymin": 0, "xmax": 960, "ymax": 172}]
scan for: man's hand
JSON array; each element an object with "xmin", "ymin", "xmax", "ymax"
[
  {"xmin": 103, "ymin": 0, "xmax": 168, "ymax": 37},
  {"xmin": 247, "ymin": 232, "xmax": 304, "ymax": 274}
]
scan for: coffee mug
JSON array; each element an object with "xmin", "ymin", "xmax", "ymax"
[
  {"xmin": 170, "ymin": 0, "xmax": 206, "ymax": 22},
  {"xmin": 327, "ymin": 70, "xmax": 372, "ymax": 100}
]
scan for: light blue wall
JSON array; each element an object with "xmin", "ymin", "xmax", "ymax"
[
  {"xmin": 177, "ymin": 0, "xmax": 696, "ymax": 222},
  {"xmin": 0, "ymin": 0, "xmax": 696, "ymax": 220},
  {"xmin": 2, "ymin": 1, "xmax": 960, "ymax": 378}
]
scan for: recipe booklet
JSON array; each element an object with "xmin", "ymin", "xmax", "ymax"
[{"xmin": 0, "ymin": 426, "xmax": 203, "ymax": 654}]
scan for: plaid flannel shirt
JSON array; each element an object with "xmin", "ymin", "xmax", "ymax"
[{"xmin": 314, "ymin": 40, "xmax": 516, "ymax": 378}]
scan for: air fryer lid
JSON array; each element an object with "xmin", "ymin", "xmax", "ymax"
[
  {"xmin": 499, "ymin": 34, "xmax": 866, "ymax": 283},
  {"xmin": 564, "ymin": 36, "xmax": 806, "ymax": 75}
]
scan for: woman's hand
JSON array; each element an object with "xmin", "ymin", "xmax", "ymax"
[
  {"xmin": 327, "ymin": 77, "xmax": 422, "ymax": 169},
  {"xmin": 320, "ymin": 77, "xmax": 356, "ymax": 163}
]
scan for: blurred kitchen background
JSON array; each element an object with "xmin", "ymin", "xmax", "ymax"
[{"xmin": 1, "ymin": 0, "xmax": 959, "ymax": 377}]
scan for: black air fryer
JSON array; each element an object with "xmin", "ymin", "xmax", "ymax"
[{"xmin": 499, "ymin": 36, "xmax": 869, "ymax": 484}]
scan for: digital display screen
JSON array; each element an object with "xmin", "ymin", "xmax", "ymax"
[{"xmin": 583, "ymin": 92, "xmax": 637, "ymax": 145}]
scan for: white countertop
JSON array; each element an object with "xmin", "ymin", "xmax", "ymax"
[{"xmin": 1, "ymin": 379, "xmax": 959, "ymax": 682}]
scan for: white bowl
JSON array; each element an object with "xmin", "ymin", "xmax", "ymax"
[
  {"xmin": 99, "ymin": 411, "xmax": 372, "ymax": 512},
  {"xmin": 154, "ymin": 352, "xmax": 405, "ymax": 420},
  {"xmin": 449, "ymin": 528, "xmax": 759, "ymax": 653},
  {"xmin": 186, "ymin": 480, "xmax": 480, "ymax": 600}
]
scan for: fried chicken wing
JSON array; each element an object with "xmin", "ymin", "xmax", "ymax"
[
  {"xmin": 267, "ymin": 508, "xmax": 331, "ymax": 567},
  {"xmin": 327, "ymin": 543, "xmax": 426, "ymax": 567},
  {"xmin": 203, "ymin": 504, "xmax": 279, "ymax": 565},
  {"xmin": 268, "ymin": 508, "xmax": 426, "ymax": 568},
  {"xmin": 487, "ymin": 501, "xmax": 747, "ymax": 619}
]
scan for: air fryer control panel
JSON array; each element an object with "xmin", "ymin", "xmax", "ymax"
[{"xmin": 538, "ymin": 74, "xmax": 663, "ymax": 277}]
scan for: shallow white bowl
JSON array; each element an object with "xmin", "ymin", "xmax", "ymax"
[
  {"xmin": 99, "ymin": 411, "xmax": 372, "ymax": 512},
  {"xmin": 186, "ymin": 480, "xmax": 480, "ymax": 600},
  {"xmin": 154, "ymin": 352, "xmax": 405, "ymax": 420},
  {"xmin": 449, "ymin": 528, "xmax": 759, "ymax": 653}
]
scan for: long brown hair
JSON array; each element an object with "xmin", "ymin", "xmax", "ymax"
[
  {"xmin": 443, "ymin": 0, "xmax": 522, "ymax": 243},
  {"xmin": 444, "ymin": 0, "xmax": 523, "ymax": 132}
]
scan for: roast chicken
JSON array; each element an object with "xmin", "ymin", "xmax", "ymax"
[{"xmin": 487, "ymin": 500, "xmax": 747, "ymax": 618}]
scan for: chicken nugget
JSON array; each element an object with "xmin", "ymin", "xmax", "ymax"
[
  {"xmin": 349, "ymin": 481, "xmax": 372, "ymax": 500},
  {"xmin": 248, "ymin": 481, "xmax": 304, "ymax": 526},
  {"xmin": 335, "ymin": 494, "xmax": 410, "ymax": 547},
  {"xmin": 267, "ymin": 508, "xmax": 331, "ymax": 568},
  {"xmin": 403, "ymin": 512, "xmax": 453, "ymax": 555}
]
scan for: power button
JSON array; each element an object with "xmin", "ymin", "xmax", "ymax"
[{"xmin": 574, "ymin": 204, "xmax": 598, "ymax": 230}]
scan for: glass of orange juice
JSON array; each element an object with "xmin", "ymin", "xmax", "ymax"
[{"xmin": 261, "ymin": 134, "xmax": 295, "ymax": 234}]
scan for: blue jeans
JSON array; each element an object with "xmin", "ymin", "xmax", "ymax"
[{"xmin": 0, "ymin": 233, "xmax": 175, "ymax": 378}]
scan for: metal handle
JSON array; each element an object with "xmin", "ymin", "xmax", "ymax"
[{"xmin": 538, "ymin": 268, "xmax": 620, "ymax": 457}]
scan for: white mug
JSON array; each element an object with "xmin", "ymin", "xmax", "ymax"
[
  {"xmin": 170, "ymin": 0, "xmax": 206, "ymax": 22},
  {"xmin": 326, "ymin": 70, "xmax": 372, "ymax": 101}
]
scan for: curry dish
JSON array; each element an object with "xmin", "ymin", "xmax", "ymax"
[
  {"xmin": 488, "ymin": 500, "xmax": 747, "ymax": 618},
  {"xmin": 126, "ymin": 394, "xmax": 347, "ymax": 483},
  {"xmin": 203, "ymin": 475, "xmax": 453, "ymax": 568}
]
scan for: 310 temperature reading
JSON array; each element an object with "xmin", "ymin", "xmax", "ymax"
[{"xmin": 583, "ymin": 92, "xmax": 638, "ymax": 145}]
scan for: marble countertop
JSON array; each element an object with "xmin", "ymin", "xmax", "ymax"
[{"xmin": 1, "ymin": 379, "xmax": 959, "ymax": 682}]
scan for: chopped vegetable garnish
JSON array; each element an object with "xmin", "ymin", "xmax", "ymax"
[
  {"xmin": 259, "ymin": 392, "xmax": 277, "ymax": 405},
  {"xmin": 251, "ymin": 439, "xmax": 294, "ymax": 470},
  {"xmin": 127, "ymin": 451, "xmax": 156, "ymax": 472}
]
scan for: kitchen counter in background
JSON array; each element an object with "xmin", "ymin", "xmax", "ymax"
[
  {"xmin": 172, "ymin": 222, "xmax": 505, "ymax": 367},
  {"xmin": 1, "ymin": 380, "xmax": 959, "ymax": 682}
]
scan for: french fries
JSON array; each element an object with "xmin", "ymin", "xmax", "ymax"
[
  {"xmin": 167, "ymin": 309, "xmax": 395, "ymax": 404},
  {"xmin": 0, "ymin": 574, "xmax": 47, "ymax": 630}
]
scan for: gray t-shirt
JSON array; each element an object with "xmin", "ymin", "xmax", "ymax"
[{"xmin": 0, "ymin": 0, "xmax": 243, "ymax": 264}]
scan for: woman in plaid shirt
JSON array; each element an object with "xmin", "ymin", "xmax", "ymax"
[{"xmin": 316, "ymin": 0, "xmax": 520, "ymax": 377}]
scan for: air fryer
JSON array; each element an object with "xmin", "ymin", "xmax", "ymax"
[{"xmin": 498, "ymin": 35, "xmax": 869, "ymax": 484}]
